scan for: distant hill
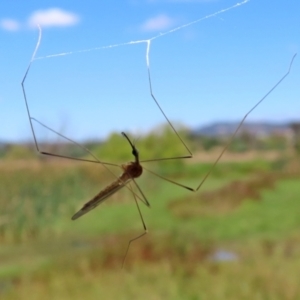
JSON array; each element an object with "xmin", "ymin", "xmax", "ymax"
[
  {"xmin": 0, "ymin": 141, "xmax": 7, "ymax": 148},
  {"xmin": 193, "ymin": 121, "xmax": 292, "ymax": 137}
]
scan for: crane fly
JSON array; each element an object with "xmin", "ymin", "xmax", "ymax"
[
  {"xmin": 71, "ymin": 132, "xmax": 146, "ymax": 221},
  {"xmin": 22, "ymin": 26, "xmax": 297, "ymax": 267}
]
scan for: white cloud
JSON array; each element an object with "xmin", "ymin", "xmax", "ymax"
[
  {"xmin": 0, "ymin": 19, "xmax": 20, "ymax": 31},
  {"xmin": 28, "ymin": 8, "xmax": 80, "ymax": 28},
  {"xmin": 141, "ymin": 14, "xmax": 175, "ymax": 32},
  {"xmin": 0, "ymin": 8, "xmax": 79, "ymax": 32}
]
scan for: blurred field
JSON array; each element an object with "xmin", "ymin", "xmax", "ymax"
[{"xmin": 0, "ymin": 144, "xmax": 300, "ymax": 299}]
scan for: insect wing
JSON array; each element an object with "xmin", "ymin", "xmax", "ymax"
[{"xmin": 72, "ymin": 178, "xmax": 131, "ymax": 220}]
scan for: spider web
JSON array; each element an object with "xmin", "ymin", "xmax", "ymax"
[
  {"xmin": 22, "ymin": 0, "xmax": 296, "ymax": 167},
  {"xmin": 23, "ymin": 0, "xmax": 251, "ymax": 149}
]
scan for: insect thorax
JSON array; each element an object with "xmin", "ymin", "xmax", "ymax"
[{"xmin": 121, "ymin": 162, "xmax": 143, "ymax": 178}]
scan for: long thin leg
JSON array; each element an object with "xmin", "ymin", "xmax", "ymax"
[
  {"xmin": 21, "ymin": 27, "xmax": 118, "ymax": 167},
  {"xmin": 142, "ymin": 53, "xmax": 297, "ymax": 164},
  {"xmin": 146, "ymin": 67, "xmax": 192, "ymax": 161},
  {"xmin": 141, "ymin": 54, "xmax": 297, "ymax": 192},
  {"xmin": 30, "ymin": 118, "xmax": 119, "ymax": 167},
  {"xmin": 132, "ymin": 178, "xmax": 151, "ymax": 207},
  {"xmin": 21, "ymin": 27, "xmax": 149, "ymax": 205},
  {"xmin": 21, "ymin": 25, "xmax": 42, "ymax": 153},
  {"xmin": 143, "ymin": 166, "xmax": 195, "ymax": 191},
  {"xmin": 122, "ymin": 182, "xmax": 148, "ymax": 268},
  {"xmin": 21, "ymin": 28, "xmax": 145, "ymax": 200}
]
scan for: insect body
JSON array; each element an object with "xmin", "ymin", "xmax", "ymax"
[{"xmin": 72, "ymin": 132, "xmax": 145, "ymax": 220}]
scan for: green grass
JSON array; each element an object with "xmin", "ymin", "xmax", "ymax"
[{"xmin": 0, "ymin": 157, "xmax": 300, "ymax": 299}]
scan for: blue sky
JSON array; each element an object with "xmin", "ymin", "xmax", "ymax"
[{"xmin": 1, "ymin": 0, "xmax": 299, "ymax": 143}]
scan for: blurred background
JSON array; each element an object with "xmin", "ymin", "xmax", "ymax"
[{"xmin": 1, "ymin": 0, "xmax": 300, "ymax": 299}]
